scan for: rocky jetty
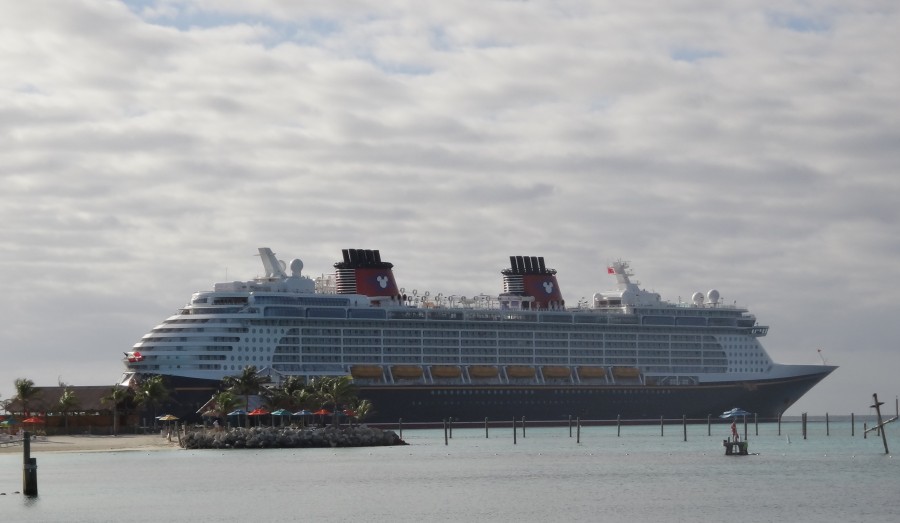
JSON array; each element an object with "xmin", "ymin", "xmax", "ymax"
[{"xmin": 180, "ymin": 425, "xmax": 406, "ymax": 450}]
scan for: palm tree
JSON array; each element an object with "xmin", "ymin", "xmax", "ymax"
[
  {"xmin": 222, "ymin": 366, "xmax": 268, "ymax": 428},
  {"xmin": 135, "ymin": 375, "xmax": 170, "ymax": 429},
  {"xmin": 102, "ymin": 385, "xmax": 131, "ymax": 436},
  {"xmin": 262, "ymin": 375, "xmax": 307, "ymax": 410},
  {"xmin": 350, "ymin": 398, "xmax": 374, "ymax": 426},
  {"xmin": 291, "ymin": 387, "xmax": 318, "ymax": 428},
  {"xmin": 210, "ymin": 390, "xmax": 242, "ymax": 428},
  {"xmin": 58, "ymin": 387, "xmax": 80, "ymax": 435},
  {"xmin": 314, "ymin": 376, "xmax": 357, "ymax": 428},
  {"xmin": 14, "ymin": 378, "xmax": 39, "ymax": 416}
]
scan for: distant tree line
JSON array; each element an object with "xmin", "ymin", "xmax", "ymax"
[{"xmin": 3, "ymin": 367, "xmax": 373, "ymax": 434}]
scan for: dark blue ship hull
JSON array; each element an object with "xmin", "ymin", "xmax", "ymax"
[
  {"xmin": 356, "ymin": 371, "xmax": 832, "ymax": 423},
  {"xmin": 148, "ymin": 370, "xmax": 832, "ymax": 424}
]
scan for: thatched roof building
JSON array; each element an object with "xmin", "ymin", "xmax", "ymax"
[{"xmin": 5, "ymin": 386, "xmax": 116, "ymax": 415}]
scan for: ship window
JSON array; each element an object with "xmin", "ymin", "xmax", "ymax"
[{"xmin": 307, "ymin": 308, "xmax": 347, "ymax": 319}]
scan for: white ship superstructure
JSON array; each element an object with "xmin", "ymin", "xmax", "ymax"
[{"xmin": 121, "ymin": 248, "xmax": 835, "ymax": 422}]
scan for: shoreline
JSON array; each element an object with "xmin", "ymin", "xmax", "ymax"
[{"xmin": 0, "ymin": 434, "xmax": 179, "ymax": 454}]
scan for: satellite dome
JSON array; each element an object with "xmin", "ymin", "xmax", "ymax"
[
  {"xmin": 289, "ymin": 258, "xmax": 304, "ymax": 275},
  {"xmin": 691, "ymin": 292, "xmax": 704, "ymax": 305},
  {"xmin": 707, "ymin": 289, "xmax": 720, "ymax": 304}
]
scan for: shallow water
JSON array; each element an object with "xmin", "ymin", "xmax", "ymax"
[{"xmin": 2, "ymin": 422, "xmax": 898, "ymax": 522}]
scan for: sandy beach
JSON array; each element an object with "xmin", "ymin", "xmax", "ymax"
[{"xmin": 0, "ymin": 434, "xmax": 179, "ymax": 454}]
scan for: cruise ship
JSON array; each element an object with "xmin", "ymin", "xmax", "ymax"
[{"xmin": 121, "ymin": 248, "xmax": 836, "ymax": 423}]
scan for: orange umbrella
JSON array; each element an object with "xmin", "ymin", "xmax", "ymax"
[
  {"xmin": 312, "ymin": 409, "xmax": 331, "ymax": 416},
  {"xmin": 22, "ymin": 417, "xmax": 45, "ymax": 424},
  {"xmin": 247, "ymin": 408, "xmax": 270, "ymax": 427}
]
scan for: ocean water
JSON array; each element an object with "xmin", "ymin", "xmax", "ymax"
[{"xmin": 2, "ymin": 421, "xmax": 898, "ymax": 522}]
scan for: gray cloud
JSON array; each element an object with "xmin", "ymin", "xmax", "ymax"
[{"xmin": 1, "ymin": 0, "xmax": 898, "ymax": 414}]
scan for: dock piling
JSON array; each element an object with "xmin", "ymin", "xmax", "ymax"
[
  {"xmin": 485, "ymin": 417, "xmax": 489, "ymax": 438},
  {"xmin": 23, "ymin": 431, "xmax": 38, "ymax": 497}
]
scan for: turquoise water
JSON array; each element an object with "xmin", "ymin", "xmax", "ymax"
[{"xmin": 2, "ymin": 422, "xmax": 898, "ymax": 522}]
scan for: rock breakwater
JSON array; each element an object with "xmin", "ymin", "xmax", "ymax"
[{"xmin": 180, "ymin": 426, "xmax": 406, "ymax": 449}]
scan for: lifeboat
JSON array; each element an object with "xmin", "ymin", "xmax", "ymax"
[
  {"xmin": 468, "ymin": 366, "xmax": 499, "ymax": 379},
  {"xmin": 391, "ymin": 365, "xmax": 424, "ymax": 379},
  {"xmin": 350, "ymin": 365, "xmax": 384, "ymax": 379},
  {"xmin": 506, "ymin": 365, "xmax": 536, "ymax": 378},
  {"xmin": 431, "ymin": 365, "xmax": 462, "ymax": 378},
  {"xmin": 541, "ymin": 366, "xmax": 571, "ymax": 379},
  {"xmin": 612, "ymin": 367, "xmax": 641, "ymax": 379},
  {"xmin": 577, "ymin": 366, "xmax": 607, "ymax": 379}
]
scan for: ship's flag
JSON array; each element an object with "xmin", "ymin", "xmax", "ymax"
[{"xmin": 607, "ymin": 267, "xmax": 615, "ymax": 274}]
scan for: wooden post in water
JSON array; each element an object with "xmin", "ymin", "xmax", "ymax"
[
  {"xmin": 755, "ymin": 413, "xmax": 758, "ymax": 436},
  {"xmin": 707, "ymin": 414, "xmax": 711, "ymax": 436},
  {"xmin": 868, "ymin": 393, "xmax": 891, "ymax": 454},
  {"xmin": 569, "ymin": 415, "xmax": 573, "ymax": 438},
  {"xmin": 826, "ymin": 413, "xmax": 830, "ymax": 436},
  {"xmin": 443, "ymin": 419, "xmax": 448, "ymax": 446},
  {"xmin": 778, "ymin": 413, "xmax": 781, "ymax": 436},
  {"xmin": 398, "ymin": 418, "xmax": 403, "ymax": 439},
  {"xmin": 576, "ymin": 417, "xmax": 581, "ymax": 444},
  {"xmin": 485, "ymin": 417, "xmax": 489, "ymax": 438},
  {"xmin": 851, "ymin": 413, "xmax": 855, "ymax": 437},
  {"xmin": 448, "ymin": 417, "xmax": 453, "ymax": 439},
  {"xmin": 23, "ymin": 431, "xmax": 38, "ymax": 497},
  {"xmin": 863, "ymin": 422, "xmax": 867, "ymax": 439},
  {"xmin": 660, "ymin": 415, "xmax": 664, "ymax": 437},
  {"xmin": 617, "ymin": 415, "xmax": 621, "ymax": 437},
  {"xmin": 682, "ymin": 415, "xmax": 687, "ymax": 442},
  {"xmin": 521, "ymin": 416, "xmax": 526, "ymax": 438},
  {"xmin": 512, "ymin": 417, "xmax": 517, "ymax": 445},
  {"xmin": 802, "ymin": 412, "xmax": 807, "ymax": 440}
]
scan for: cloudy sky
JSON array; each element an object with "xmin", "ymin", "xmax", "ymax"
[{"xmin": 2, "ymin": 0, "xmax": 898, "ymax": 416}]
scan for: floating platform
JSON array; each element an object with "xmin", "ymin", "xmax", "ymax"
[{"xmin": 723, "ymin": 439, "xmax": 749, "ymax": 455}]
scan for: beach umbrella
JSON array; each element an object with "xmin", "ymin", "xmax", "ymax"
[
  {"xmin": 270, "ymin": 408, "xmax": 292, "ymax": 427},
  {"xmin": 22, "ymin": 417, "xmax": 46, "ymax": 424},
  {"xmin": 292, "ymin": 409, "xmax": 313, "ymax": 428},
  {"xmin": 719, "ymin": 408, "xmax": 752, "ymax": 419},
  {"xmin": 227, "ymin": 409, "xmax": 247, "ymax": 428},
  {"xmin": 248, "ymin": 408, "xmax": 270, "ymax": 427},
  {"xmin": 312, "ymin": 408, "xmax": 332, "ymax": 426},
  {"xmin": 157, "ymin": 414, "xmax": 179, "ymax": 421}
]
